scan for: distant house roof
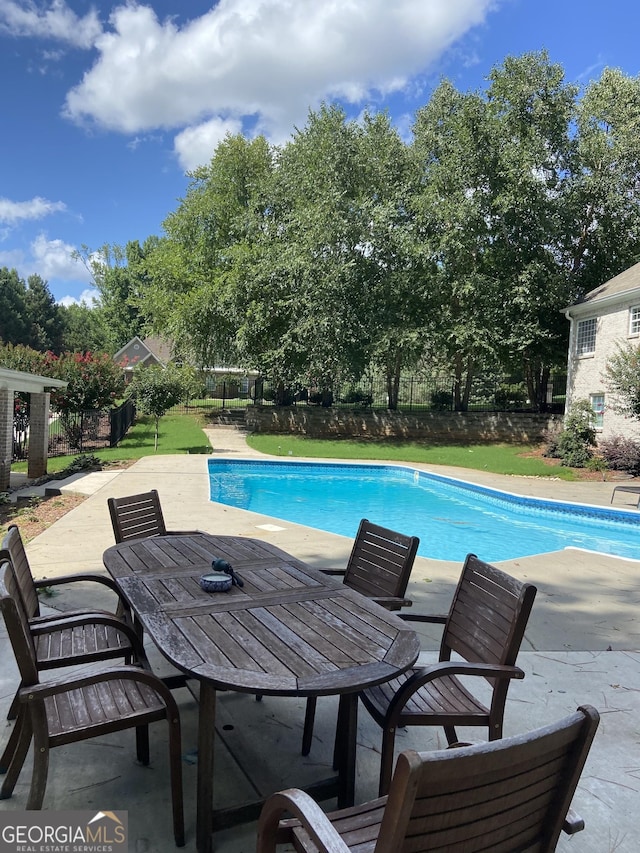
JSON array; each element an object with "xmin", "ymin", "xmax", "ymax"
[
  {"xmin": 564, "ymin": 261, "xmax": 640, "ymax": 316},
  {"xmin": 143, "ymin": 336, "xmax": 174, "ymax": 363},
  {"xmin": 113, "ymin": 336, "xmax": 174, "ymax": 371}
]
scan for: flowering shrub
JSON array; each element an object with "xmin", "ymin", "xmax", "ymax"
[
  {"xmin": 45, "ymin": 351, "xmax": 125, "ymax": 414},
  {"xmin": 1, "ymin": 343, "xmax": 124, "ymax": 414}
]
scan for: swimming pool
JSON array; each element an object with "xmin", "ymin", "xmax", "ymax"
[{"xmin": 207, "ymin": 459, "xmax": 640, "ymax": 562}]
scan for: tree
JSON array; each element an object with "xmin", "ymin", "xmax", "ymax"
[
  {"xmin": 125, "ymin": 364, "xmax": 187, "ymax": 450},
  {"xmin": 603, "ymin": 342, "xmax": 640, "ymax": 418},
  {"xmin": 142, "ymin": 134, "xmax": 275, "ymax": 370},
  {"xmin": 482, "ymin": 51, "xmax": 578, "ymax": 410},
  {"xmin": 241, "ymin": 104, "xmax": 370, "ymax": 395},
  {"xmin": 564, "ymin": 68, "xmax": 640, "ymax": 295},
  {"xmin": 24, "ymin": 274, "xmax": 64, "ymax": 352},
  {"xmin": 413, "ymin": 82, "xmax": 500, "ymax": 410},
  {"xmin": 59, "ymin": 302, "xmax": 109, "ymax": 353},
  {"xmin": 355, "ymin": 111, "xmax": 434, "ymax": 408},
  {"xmin": 0, "ymin": 267, "xmax": 29, "ymax": 345},
  {"xmin": 76, "ymin": 240, "xmax": 154, "ymax": 352}
]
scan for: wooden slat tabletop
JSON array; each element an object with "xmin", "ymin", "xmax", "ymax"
[
  {"xmin": 104, "ymin": 533, "xmax": 420, "ymax": 852},
  {"xmin": 103, "ymin": 534, "xmax": 419, "ymax": 696}
]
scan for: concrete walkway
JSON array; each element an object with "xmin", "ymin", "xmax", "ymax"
[{"xmin": 1, "ymin": 425, "xmax": 638, "ymax": 852}]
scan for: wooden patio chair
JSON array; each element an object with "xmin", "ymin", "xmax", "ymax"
[
  {"xmin": 301, "ymin": 519, "xmax": 419, "ymax": 756},
  {"xmin": 257, "ymin": 705, "xmax": 600, "ymax": 853},
  {"xmin": 0, "ymin": 558, "xmax": 185, "ymax": 847},
  {"xmin": 0, "ymin": 525, "xmax": 146, "ymax": 723},
  {"xmin": 108, "ymin": 488, "xmax": 201, "ymax": 543},
  {"xmin": 360, "ymin": 552, "xmax": 537, "ymax": 794}
]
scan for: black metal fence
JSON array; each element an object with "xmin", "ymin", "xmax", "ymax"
[
  {"xmin": 12, "ymin": 399, "xmax": 136, "ymax": 461},
  {"xmin": 173, "ymin": 373, "xmax": 567, "ymax": 415}
]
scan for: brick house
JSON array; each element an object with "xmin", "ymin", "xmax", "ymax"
[{"xmin": 562, "ymin": 261, "xmax": 640, "ymax": 441}]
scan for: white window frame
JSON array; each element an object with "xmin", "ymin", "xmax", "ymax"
[
  {"xmin": 590, "ymin": 393, "xmax": 605, "ymax": 430},
  {"xmin": 629, "ymin": 306, "xmax": 640, "ymax": 337},
  {"xmin": 576, "ymin": 318, "xmax": 597, "ymax": 356}
]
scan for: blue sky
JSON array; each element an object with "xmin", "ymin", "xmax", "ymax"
[{"xmin": 1, "ymin": 0, "xmax": 639, "ymax": 306}]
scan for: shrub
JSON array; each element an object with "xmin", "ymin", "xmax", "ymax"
[
  {"xmin": 542, "ymin": 424, "xmax": 562, "ymax": 459},
  {"xmin": 598, "ymin": 435, "xmax": 640, "ymax": 476},
  {"xmin": 340, "ymin": 389, "xmax": 373, "ymax": 407},
  {"xmin": 430, "ymin": 390, "xmax": 453, "ymax": 411},
  {"xmin": 556, "ymin": 399, "xmax": 597, "ymax": 467}
]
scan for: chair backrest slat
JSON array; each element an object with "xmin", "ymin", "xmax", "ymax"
[
  {"xmin": 442, "ymin": 553, "xmax": 536, "ymax": 673},
  {"xmin": 343, "ymin": 519, "xmax": 419, "ymax": 603},
  {"xmin": 0, "ymin": 558, "xmax": 40, "ymax": 686},
  {"xmin": 108, "ymin": 490, "xmax": 167, "ymax": 543},
  {"xmin": 1, "ymin": 525, "xmax": 40, "ymax": 619},
  {"xmin": 376, "ymin": 705, "xmax": 599, "ymax": 853}
]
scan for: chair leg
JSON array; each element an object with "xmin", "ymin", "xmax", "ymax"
[
  {"xmin": 444, "ymin": 725, "xmax": 458, "ymax": 746},
  {"xmin": 302, "ymin": 698, "xmax": 316, "ymax": 756},
  {"xmin": 0, "ymin": 708, "xmax": 25, "ymax": 773},
  {"xmin": 167, "ymin": 716, "xmax": 185, "ymax": 847},
  {"xmin": 26, "ymin": 724, "xmax": 49, "ymax": 810},
  {"xmin": 0, "ymin": 711, "xmax": 32, "ymax": 798},
  {"xmin": 136, "ymin": 725, "xmax": 150, "ymax": 766},
  {"xmin": 6, "ymin": 683, "xmax": 22, "ymax": 721},
  {"xmin": 378, "ymin": 725, "xmax": 397, "ymax": 797}
]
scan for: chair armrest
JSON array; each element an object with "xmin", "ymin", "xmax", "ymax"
[
  {"xmin": 18, "ymin": 664, "xmax": 176, "ymax": 709},
  {"xmin": 34, "ymin": 573, "xmax": 129, "ymax": 608},
  {"xmin": 371, "ymin": 597, "xmax": 413, "ymax": 610},
  {"xmin": 29, "ymin": 608, "xmax": 116, "ymax": 625},
  {"xmin": 257, "ymin": 788, "xmax": 350, "ymax": 853},
  {"xmin": 562, "ymin": 807, "xmax": 585, "ymax": 835},
  {"xmin": 398, "ymin": 613, "xmax": 447, "ymax": 624},
  {"xmin": 386, "ymin": 661, "xmax": 525, "ymax": 718}
]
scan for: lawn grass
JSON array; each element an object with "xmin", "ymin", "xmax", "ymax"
[
  {"xmin": 12, "ymin": 413, "xmax": 212, "ymax": 475},
  {"xmin": 245, "ymin": 434, "xmax": 576, "ymax": 479},
  {"xmin": 11, "ymin": 411, "xmax": 574, "ymax": 480}
]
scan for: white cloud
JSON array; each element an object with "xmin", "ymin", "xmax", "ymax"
[
  {"xmin": 63, "ymin": 0, "xmax": 495, "ymax": 150},
  {"xmin": 0, "ymin": 195, "xmax": 67, "ymax": 225},
  {"xmin": 174, "ymin": 116, "xmax": 244, "ymax": 172},
  {"xmin": 0, "ymin": 0, "xmax": 102, "ymax": 49},
  {"xmin": 30, "ymin": 233, "xmax": 94, "ymax": 283},
  {"xmin": 57, "ymin": 287, "xmax": 100, "ymax": 307}
]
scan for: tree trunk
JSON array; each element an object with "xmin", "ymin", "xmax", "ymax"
[
  {"xmin": 524, "ymin": 359, "xmax": 550, "ymax": 412},
  {"xmin": 453, "ymin": 354, "xmax": 474, "ymax": 412}
]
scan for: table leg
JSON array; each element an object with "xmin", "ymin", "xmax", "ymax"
[
  {"xmin": 196, "ymin": 681, "xmax": 216, "ymax": 853},
  {"xmin": 336, "ymin": 693, "xmax": 358, "ymax": 808}
]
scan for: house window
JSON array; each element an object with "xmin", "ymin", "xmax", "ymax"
[
  {"xmin": 590, "ymin": 394, "xmax": 605, "ymax": 429},
  {"xmin": 576, "ymin": 318, "xmax": 597, "ymax": 355},
  {"xmin": 629, "ymin": 306, "xmax": 640, "ymax": 336}
]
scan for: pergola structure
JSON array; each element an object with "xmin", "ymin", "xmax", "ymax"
[{"xmin": 0, "ymin": 366, "xmax": 68, "ymax": 492}]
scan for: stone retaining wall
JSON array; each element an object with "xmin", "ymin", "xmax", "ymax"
[{"xmin": 244, "ymin": 406, "xmax": 560, "ymax": 443}]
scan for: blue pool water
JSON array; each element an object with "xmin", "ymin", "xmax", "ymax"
[{"xmin": 207, "ymin": 459, "xmax": 640, "ymax": 562}]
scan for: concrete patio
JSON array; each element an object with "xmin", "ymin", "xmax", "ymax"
[{"xmin": 0, "ymin": 427, "xmax": 638, "ymax": 852}]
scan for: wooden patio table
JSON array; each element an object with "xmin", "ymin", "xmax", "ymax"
[{"xmin": 103, "ymin": 533, "xmax": 419, "ymax": 853}]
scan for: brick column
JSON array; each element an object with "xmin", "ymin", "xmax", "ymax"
[
  {"xmin": 27, "ymin": 392, "xmax": 50, "ymax": 480},
  {"xmin": 0, "ymin": 388, "xmax": 13, "ymax": 492}
]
